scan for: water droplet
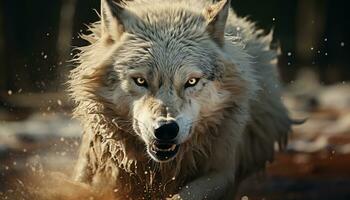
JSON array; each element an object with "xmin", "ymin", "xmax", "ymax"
[
  {"xmin": 7, "ymin": 90, "xmax": 12, "ymax": 96},
  {"xmin": 340, "ymin": 42, "xmax": 345, "ymax": 47},
  {"xmin": 57, "ymin": 99, "xmax": 62, "ymax": 106},
  {"xmin": 287, "ymin": 52, "xmax": 292, "ymax": 56},
  {"xmin": 325, "ymin": 52, "xmax": 328, "ymax": 56},
  {"xmin": 310, "ymin": 47, "xmax": 314, "ymax": 51},
  {"xmin": 272, "ymin": 17, "xmax": 276, "ymax": 21},
  {"xmin": 324, "ymin": 38, "xmax": 328, "ymax": 42}
]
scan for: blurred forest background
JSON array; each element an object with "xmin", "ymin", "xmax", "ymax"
[
  {"xmin": 0, "ymin": 0, "xmax": 349, "ymax": 95},
  {"xmin": 0, "ymin": 0, "xmax": 350, "ymax": 200}
]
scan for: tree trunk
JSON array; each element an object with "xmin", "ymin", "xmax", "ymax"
[{"xmin": 57, "ymin": 0, "xmax": 77, "ymax": 87}]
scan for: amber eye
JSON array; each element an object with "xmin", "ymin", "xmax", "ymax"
[
  {"xmin": 133, "ymin": 77, "xmax": 148, "ymax": 87},
  {"xmin": 185, "ymin": 78, "xmax": 200, "ymax": 88}
]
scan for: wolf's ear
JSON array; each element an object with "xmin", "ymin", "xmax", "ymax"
[
  {"xmin": 203, "ymin": 0, "xmax": 231, "ymax": 46},
  {"xmin": 101, "ymin": 0, "xmax": 125, "ymax": 42}
]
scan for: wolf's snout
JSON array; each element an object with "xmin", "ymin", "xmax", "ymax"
[{"xmin": 154, "ymin": 121, "xmax": 179, "ymax": 141}]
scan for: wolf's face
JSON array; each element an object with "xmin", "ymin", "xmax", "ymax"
[
  {"xmin": 115, "ymin": 40, "xmax": 223, "ymax": 162},
  {"xmin": 99, "ymin": 0, "xmax": 233, "ymax": 162}
]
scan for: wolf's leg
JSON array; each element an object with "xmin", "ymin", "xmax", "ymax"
[
  {"xmin": 74, "ymin": 132, "xmax": 93, "ymax": 183},
  {"xmin": 170, "ymin": 171, "xmax": 234, "ymax": 200}
]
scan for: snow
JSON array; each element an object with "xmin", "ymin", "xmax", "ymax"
[{"xmin": 0, "ymin": 113, "xmax": 81, "ymax": 148}]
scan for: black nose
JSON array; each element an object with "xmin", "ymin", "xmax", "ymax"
[{"xmin": 154, "ymin": 121, "xmax": 179, "ymax": 141}]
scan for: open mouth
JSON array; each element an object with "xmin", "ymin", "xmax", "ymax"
[{"xmin": 148, "ymin": 141, "xmax": 180, "ymax": 162}]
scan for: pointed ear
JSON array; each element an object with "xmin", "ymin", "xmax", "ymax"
[
  {"xmin": 203, "ymin": 0, "xmax": 231, "ymax": 46},
  {"xmin": 101, "ymin": 0, "xmax": 125, "ymax": 42}
]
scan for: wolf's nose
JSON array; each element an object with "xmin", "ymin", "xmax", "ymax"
[{"xmin": 154, "ymin": 121, "xmax": 179, "ymax": 141}]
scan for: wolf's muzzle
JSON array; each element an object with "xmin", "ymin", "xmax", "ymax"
[{"xmin": 148, "ymin": 120, "xmax": 180, "ymax": 162}]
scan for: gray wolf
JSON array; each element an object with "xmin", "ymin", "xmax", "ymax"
[{"xmin": 68, "ymin": 0, "xmax": 292, "ymax": 199}]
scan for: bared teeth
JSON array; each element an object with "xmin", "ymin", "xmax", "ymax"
[
  {"xmin": 151, "ymin": 143, "xmax": 177, "ymax": 152},
  {"xmin": 170, "ymin": 144, "xmax": 176, "ymax": 151},
  {"xmin": 150, "ymin": 145, "xmax": 156, "ymax": 152}
]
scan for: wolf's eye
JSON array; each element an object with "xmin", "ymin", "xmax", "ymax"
[
  {"xmin": 185, "ymin": 78, "xmax": 200, "ymax": 88},
  {"xmin": 133, "ymin": 77, "xmax": 148, "ymax": 87}
]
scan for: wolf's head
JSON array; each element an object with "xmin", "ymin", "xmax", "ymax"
[{"xmin": 72, "ymin": 0, "xmax": 254, "ymax": 163}]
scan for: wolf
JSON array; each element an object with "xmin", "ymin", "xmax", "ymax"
[{"xmin": 68, "ymin": 0, "xmax": 292, "ymax": 199}]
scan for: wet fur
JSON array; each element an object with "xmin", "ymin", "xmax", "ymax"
[{"xmin": 68, "ymin": 0, "xmax": 292, "ymax": 199}]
